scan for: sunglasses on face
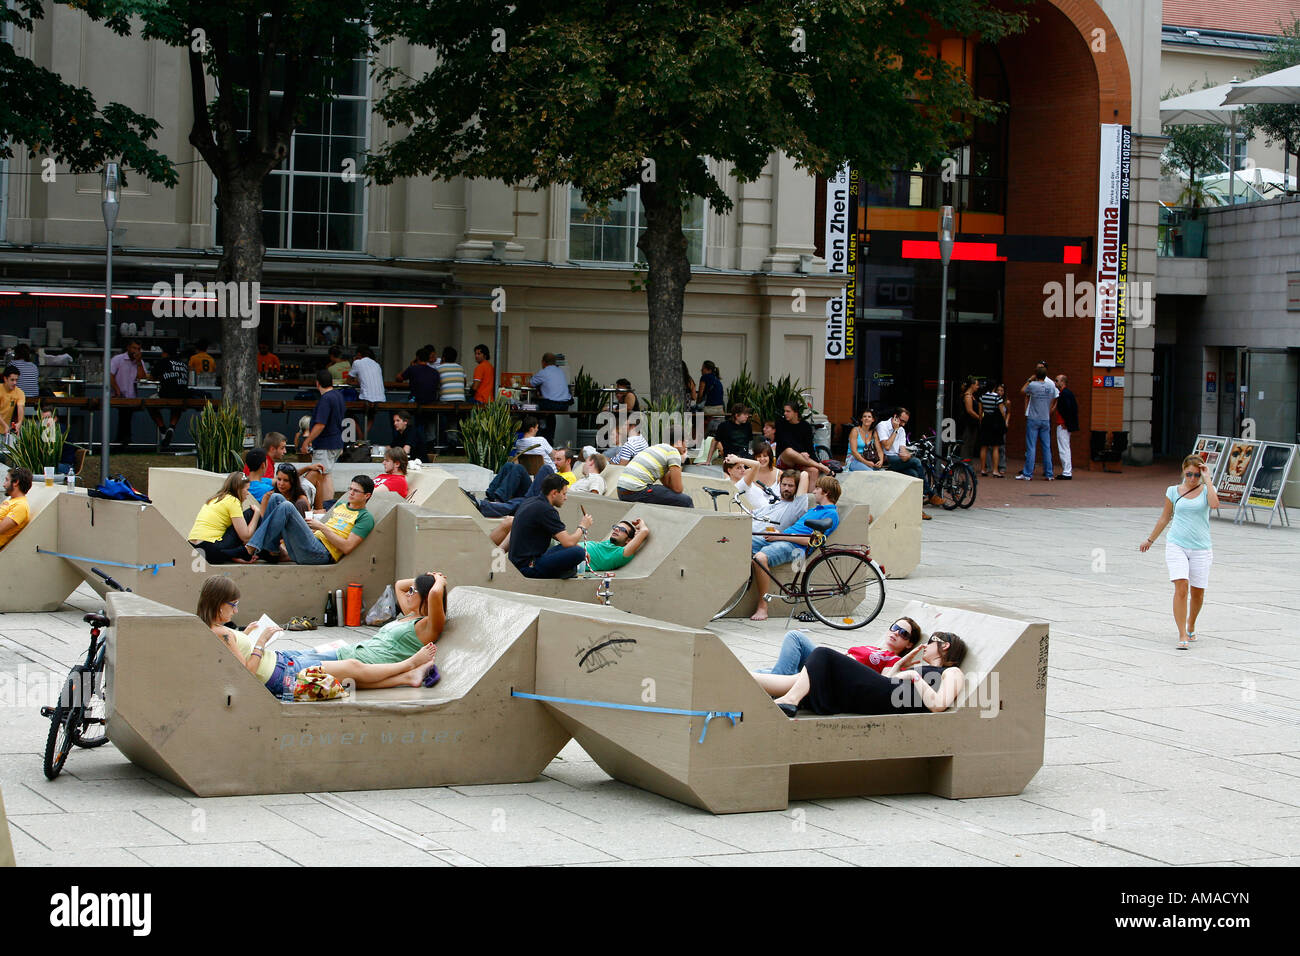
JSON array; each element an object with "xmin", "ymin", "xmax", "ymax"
[
  {"xmin": 927, "ymin": 636, "xmax": 949, "ymax": 646},
  {"xmin": 225, "ymin": 600, "xmax": 239, "ymax": 609},
  {"xmin": 889, "ymin": 623, "xmax": 911, "ymax": 637},
  {"xmin": 1185, "ymin": 472, "xmax": 1200, "ymax": 479}
]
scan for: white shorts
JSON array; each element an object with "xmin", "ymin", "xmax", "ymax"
[{"xmin": 1166, "ymin": 542, "xmax": 1212, "ymax": 588}]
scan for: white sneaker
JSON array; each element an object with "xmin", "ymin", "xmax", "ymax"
[{"xmin": 1015, "ymin": 474, "xmax": 1030, "ymax": 481}]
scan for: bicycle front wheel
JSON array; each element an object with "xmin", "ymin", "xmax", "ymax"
[
  {"xmin": 801, "ymin": 551, "xmax": 886, "ymax": 630},
  {"xmin": 43, "ymin": 700, "xmax": 79, "ymax": 780},
  {"xmin": 940, "ymin": 464, "xmax": 966, "ymax": 510}
]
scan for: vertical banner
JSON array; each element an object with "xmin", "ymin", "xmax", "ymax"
[
  {"xmin": 1094, "ymin": 123, "xmax": 1130, "ymax": 369},
  {"xmin": 824, "ymin": 165, "xmax": 856, "ymax": 359}
]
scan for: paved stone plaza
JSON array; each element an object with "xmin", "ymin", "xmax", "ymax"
[{"xmin": 2, "ymin": 497, "xmax": 1298, "ymax": 867}]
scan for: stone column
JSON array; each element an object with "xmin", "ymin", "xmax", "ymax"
[
  {"xmin": 455, "ymin": 179, "xmax": 524, "ymax": 260},
  {"xmin": 761, "ymin": 152, "xmax": 820, "ymax": 274}
]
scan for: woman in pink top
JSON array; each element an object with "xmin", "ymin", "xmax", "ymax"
[{"xmin": 373, "ymin": 446, "xmax": 409, "ymax": 498}]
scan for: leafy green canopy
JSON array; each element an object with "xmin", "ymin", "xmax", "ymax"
[
  {"xmin": 0, "ymin": 1, "xmax": 175, "ymax": 184},
  {"xmin": 368, "ymin": 0, "xmax": 1026, "ymax": 206}
]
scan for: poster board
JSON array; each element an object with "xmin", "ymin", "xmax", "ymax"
[
  {"xmin": 1216, "ymin": 438, "xmax": 1262, "ymax": 508},
  {"xmin": 1245, "ymin": 443, "xmax": 1295, "ymax": 528},
  {"xmin": 1193, "ymin": 434, "xmax": 1228, "ymax": 485}
]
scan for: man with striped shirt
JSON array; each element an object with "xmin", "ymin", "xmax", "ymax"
[
  {"xmin": 608, "ymin": 420, "xmax": 649, "ymax": 464},
  {"xmin": 616, "ymin": 438, "xmax": 693, "ymax": 508}
]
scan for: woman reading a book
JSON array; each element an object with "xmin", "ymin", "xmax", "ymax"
[{"xmin": 198, "ymin": 578, "xmax": 439, "ymax": 699}]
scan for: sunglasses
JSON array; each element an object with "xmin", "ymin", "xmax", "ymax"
[
  {"xmin": 225, "ymin": 600, "xmax": 239, "ymax": 609},
  {"xmin": 927, "ymin": 635, "xmax": 949, "ymax": 645},
  {"xmin": 889, "ymin": 623, "xmax": 911, "ymax": 637},
  {"xmin": 1184, "ymin": 472, "xmax": 1200, "ymax": 479},
  {"xmin": 405, "ymin": 585, "xmax": 418, "ymax": 596}
]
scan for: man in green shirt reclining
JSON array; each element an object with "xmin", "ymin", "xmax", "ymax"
[{"xmin": 489, "ymin": 515, "xmax": 651, "ymax": 573}]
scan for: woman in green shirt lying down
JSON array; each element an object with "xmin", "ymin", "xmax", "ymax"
[
  {"xmin": 318, "ymin": 572, "xmax": 448, "ymax": 666},
  {"xmin": 487, "ymin": 517, "xmax": 651, "ymax": 573}
]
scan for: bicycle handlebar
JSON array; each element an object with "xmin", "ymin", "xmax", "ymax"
[{"xmin": 90, "ymin": 567, "xmax": 131, "ymax": 593}]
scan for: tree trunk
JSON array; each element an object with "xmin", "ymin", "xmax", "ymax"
[
  {"xmin": 637, "ymin": 179, "xmax": 692, "ymax": 403},
  {"xmin": 215, "ymin": 175, "xmax": 265, "ymax": 444}
]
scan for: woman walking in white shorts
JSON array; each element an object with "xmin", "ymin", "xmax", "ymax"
[{"xmin": 1138, "ymin": 454, "xmax": 1218, "ymax": 649}]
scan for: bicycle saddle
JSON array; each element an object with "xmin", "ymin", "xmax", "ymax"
[
  {"xmin": 702, "ymin": 486, "xmax": 731, "ymax": 499},
  {"xmin": 84, "ymin": 613, "xmax": 110, "ymax": 628},
  {"xmin": 804, "ymin": 517, "xmax": 834, "ymax": 533}
]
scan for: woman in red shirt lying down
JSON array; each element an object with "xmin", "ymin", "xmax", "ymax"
[{"xmin": 373, "ymin": 446, "xmax": 409, "ymax": 498}]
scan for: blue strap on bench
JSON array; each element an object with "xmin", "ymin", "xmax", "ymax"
[
  {"xmin": 35, "ymin": 547, "xmax": 175, "ymax": 575},
  {"xmin": 511, "ymin": 690, "xmax": 741, "ymax": 744}
]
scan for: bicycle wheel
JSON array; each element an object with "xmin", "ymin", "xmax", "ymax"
[
  {"xmin": 43, "ymin": 685, "xmax": 80, "ymax": 780},
  {"xmin": 801, "ymin": 550, "xmax": 886, "ymax": 630},
  {"xmin": 956, "ymin": 461, "xmax": 978, "ymax": 509},
  {"xmin": 73, "ymin": 667, "xmax": 109, "ymax": 749},
  {"xmin": 940, "ymin": 464, "xmax": 966, "ymax": 510},
  {"xmin": 710, "ymin": 569, "xmax": 753, "ymax": 622}
]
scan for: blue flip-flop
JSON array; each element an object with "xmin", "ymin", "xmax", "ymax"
[{"xmin": 422, "ymin": 665, "xmax": 441, "ymax": 688}]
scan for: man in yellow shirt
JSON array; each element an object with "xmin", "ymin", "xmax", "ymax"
[
  {"xmin": 188, "ymin": 339, "xmax": 217, "ymax": 375},
  {"xmin": 240, "ymin": 475, "xmax": 375, "ymax": 564},
  {"xmin": 0, "ymin": 467, "xmax": 32, "ymax": 549},
  {"xmin": 551, "ymin": 446, "xmax": 578, "ymax": 484},
  {"xmin": 0, "ymin": 365, "xmax": 25, "ymax": 443}
]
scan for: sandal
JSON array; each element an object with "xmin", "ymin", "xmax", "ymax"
[
  {"xmin": 287, "ymin": 616, "xmax": 318, "ymax": 632},
  {"xmin": 980, "ymin": 471, "xmax": 989, "ymax": 477},
  {"xmin": 1187, "ymin": 629, "xmax": 1197, "ymax": 642},
  {"xmin": 793, "ymin": 611, "xmax": 817, "ymax": 623},
  {"xmin": 1176, "ymin": 639, "xmax": 1189, "ymax": 650}
]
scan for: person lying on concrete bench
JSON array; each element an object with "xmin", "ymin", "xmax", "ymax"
[
  {"xmin": 199, "ymin": 577, "xmax": 438, "ymax": 698},
  {"xmin": 616, "ymin": 437, "xmax": 693, "ymax": 508},
  {"xmin": 306, "ymin": 572, "xmax": 448, "ymax": 665},
  {"xmin": 0, "ymin": 466, "xmax": 32, "ymax": 551},
  {"xmin": 238, "ymin": 475, "xmax": 374, "ymax": 565},
  {"xmin": 571, "ymin": 451, "xmax": 608, "ymax": 495},
  {"xmin": 757, "ymin": 616, "xmax": 923, "ymax": 675},
  {"xmin": 507, "ymin": 474, "xmax": 594, "ymax": 579},
  {"xmin": 750, "ymin": 475, "xmax": 841, "ymax": 622},
  {"xmin": 373, "ymin": 446, "xmax": 409, "ymax": 498},
  {"xmin": 188, "ymin": 472, "xmax": 265, "ymax": 565},
  {"xmin": 472, "ymin": 445, "xmax": 579, "ymax": 518},
  {"xmin": 491, "ymin": 514, "xmax": 649, "ymax": 573},
  {"xmin": 754, "ymin": 631, "xmax": 967, "ymax": 718}
]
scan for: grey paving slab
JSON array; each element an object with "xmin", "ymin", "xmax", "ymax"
[{"xmin": 5, "ymin": 505, "xmax": 1296, "ymax": 866}]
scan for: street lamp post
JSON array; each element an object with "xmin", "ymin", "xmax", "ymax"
[
  {"xmin": 934, "ymin": 205, "xmax": 955, "ymax": 457},
  {"xmin": 100, "ymin": 163, "xmax": 120, "ymax": 486}
]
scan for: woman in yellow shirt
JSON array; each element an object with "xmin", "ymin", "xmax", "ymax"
[
  {"xmin": 199, "ymin": 578, "xmax": 439, "ymax": 700},
  {"xmin": 188, "ymin": 472, "xmax": 264, "ymax": 564}
]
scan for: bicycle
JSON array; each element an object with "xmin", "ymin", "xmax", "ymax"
[
  {"xmin": 912, "ymin": 435, "xmax": 977, "ymax": 510},
  {"xmin": 40, "ymin": 568, "xmax": 127, "ymax": 780},
  {"xmin": 708, "ymin": 491, "xmax": 886, "ymax": 629}
]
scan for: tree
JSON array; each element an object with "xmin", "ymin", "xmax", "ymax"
[
  {"xmin": 1241, "ymin": 19, "xmax": 1300, "ymax": 177},
  {"xmin": 1161, "ymin": 84, "xmax": 1229, "ymax": 214},
  {"xmin": 0, "ymin": 2, "xmax": 175, "ymax": 185},
  {"xmin": 367, "ymin": 0, "xmax": 1025, "ymax": 400},
  {"xmin": 83, "ymin": 1, "xmax": 373, "ymax": 440}
]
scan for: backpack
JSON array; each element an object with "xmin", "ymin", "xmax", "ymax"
[{"xmin": 87, "ymin": 474, "xmax": 152, "ymax": 503}]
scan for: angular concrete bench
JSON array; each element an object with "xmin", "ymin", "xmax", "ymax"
[
  {"xmin": 530, "ymin": 597, "xmax": 1046, "ymax": 812},
  {"xmin": 104, "ymin": 588, "xmax": 571, "ymax": 796},
  {"xmin": 398, "ymin": 499, "xmax": 751, "ymax": 627},
  {"xmin": 51, "ymin": 491, "xmax": 406, "ymax": 622},
  {"xmin": 0, "ymin": 786, "xmax": 14, "ymax": 867},
  {"xmin": 148, "ymin": 465, "xmax": 452, "ymax": 537},
  {"xmin": 0, "ymin": 485, "xmax": 92, "ymax": 612}
]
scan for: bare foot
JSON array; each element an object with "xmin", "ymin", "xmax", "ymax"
[
  {"xmin": 405, "ymin": 642, "xmax": 437, "ymax": 669},
  {"xmin": 749, "ymin": 607, "xmax": 769, "ymax": 622},
  {"xmin": 405, "ymin": 654, "xmax": 439, "ymax": 687}
]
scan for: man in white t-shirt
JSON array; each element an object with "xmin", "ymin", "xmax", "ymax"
[
  {"xmin": 347, "ymin": 345, "xmax": 386, "ymax": 440},
  {"xmin": 749, "ymin": 469, "xmax": 810, "ymax": 542},
  {"xmin": 876, "ymin": 406, "xmax": 940, "ymax": 507}
]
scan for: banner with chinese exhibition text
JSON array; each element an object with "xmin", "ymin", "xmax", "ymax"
[
  {"xmin": 824, "ymin": 165, "xmax": 856, "ymax": 360},
  {"xmin": 1094, "ymin": 123, "xmax": 1130, "ymax": 369}
]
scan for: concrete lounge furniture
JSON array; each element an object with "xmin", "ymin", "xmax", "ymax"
[
  {"xmin": 52, "ymin": 491, "xmax": 405, "ymax": 622},
  {"xmin": 102, "ymin": 586, "xmax": 1044, "ymax": 811},
  {"xmin": 147, "ymin": 465, "xmax": 452, "ymax": 536},
  {"xmin": 0, "ymin": 786, "xmax": 14, "ymax": 867},
  {"xmin": 0, "ymin": 484, "xmax": 87, "ymax": 612},
  {"xmin": 532, "ymin": 597, "xmax": 1047, "ymax": 813},
  {"xmin": 104, "ymin": 588, "xmax": 570, "ymax": 796},
  {"xmin": 399, "ymin": 497, "xmax": 751, "ymax": 627}
]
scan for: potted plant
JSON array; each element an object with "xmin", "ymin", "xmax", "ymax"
[
  {"xmin": 459, "ymin": 399, "xmax": 519, "ymax": 474},
  {"xmin": 190, "ymin": 401, "xmax": 246, "ymax": 473}
]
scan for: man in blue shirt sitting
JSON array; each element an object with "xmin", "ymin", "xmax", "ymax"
[{"xmin": 750, "ymin": 475, "xmax": 841, "ymax": 621}]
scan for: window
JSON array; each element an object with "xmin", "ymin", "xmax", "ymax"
[
  {"xmin": 568, "ymin": 184, "xmax": 706, "ymax": 265},
  {"xmin": 219, "ymin": 45, "xmax": 369, "ymax": 252},
  {"xmin": 1221, "ymin": 130, "xmax": 1248, "ymax": 172}
]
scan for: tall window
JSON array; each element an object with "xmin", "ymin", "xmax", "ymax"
[
  {"xmin": 568, "ymin": 185, "xmax": 706, "ymax": 265},
  {"xmin": 221, "ymin": 48, "xmax": 369, "ymax": 252}
]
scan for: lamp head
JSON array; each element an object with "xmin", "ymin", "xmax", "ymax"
[
  {"xmin": 937, "ymin": 205, "xmax": 955, "ymax": 265},
  {"xmin": 101, "ymin": 162, "xmax": 121, "ymax": 231}
]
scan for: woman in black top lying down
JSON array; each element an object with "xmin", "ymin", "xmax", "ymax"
[{"xmin": 753, "ymin": 632, "xmax": 968, "ymax": 718}]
